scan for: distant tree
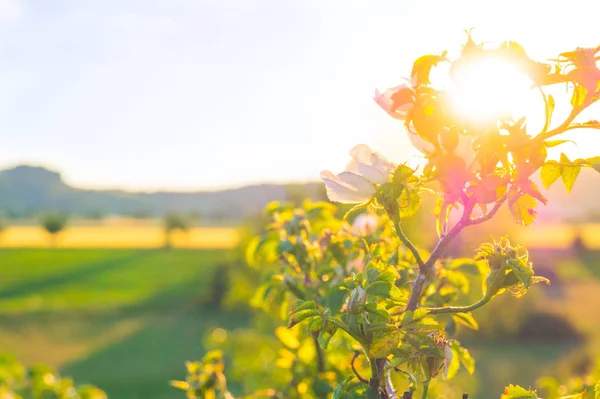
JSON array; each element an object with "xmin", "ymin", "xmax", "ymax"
[
  {"xmin": 0, "ymin": 215, "xmax": 7, "ymax": 239},
  {"xmin": 40, "ymin": 212, "xmax": 68, "ymax": 246},
  {"xmin": 163, "ymin": 212, "xmax": 189, "ymax": 248}
]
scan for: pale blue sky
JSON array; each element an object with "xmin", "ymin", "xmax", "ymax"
[{"xmin": 0, "ymin": 0, "xmax": 598, "ymax": 191}]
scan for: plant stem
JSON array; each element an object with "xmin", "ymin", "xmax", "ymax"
[
  {"xmin": 535, "ymin": 104, "xmax": 586, "ymax": 141},
  {"xmin": 383, "ymin": 360, "xmax": 398, "ymax": 399},
  {"xmin": 389, "ymin": 215, "xmax": 424, "ymax": 268},
  {"xmin": 369, "ymin": 357, "xmax": 380, "ymax": 393},
  {"xmin": 406, "ymin": 201, "xmax": 475, "ymax": 311},
  {"xmin": 424, "ymin": 296, "xmax": 490, "ymax": 315},
  {"xmin": 421, "ymin": 382, "xmax": 429, "ymax": 399},
  {"xmin": 312, "ymin": 332, "xmax": 325, "ymax": 373}
]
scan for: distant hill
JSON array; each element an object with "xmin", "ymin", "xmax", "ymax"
[
  {"xmin": 0, "ymin": 164, "xmax": 599, "ymax": 223},
  {"xmin": 0, "ymin": 165, "xmax": 326, "ymax": 221}
]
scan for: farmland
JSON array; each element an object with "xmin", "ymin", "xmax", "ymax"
[
  {"xmin": 0, "ymin": 218, "xmax": 239, "ymax": 249},
  {"xmin": 0, "ymin": 222, "xmax": 599, "ymax": 398}
]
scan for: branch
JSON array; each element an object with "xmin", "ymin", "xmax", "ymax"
[
  {"xmin": 351, "ymin": 351, "xmax": 369, "ymax": 384},
  {"xmin": 405, "ymin": 201, "xmax": 475, "ymax": 311},
  {"xmin": 535, "ymin": 104, "xmax": 586, "ymax": 142},
  {"xmin": 392, "ymin": 215, "xmax": 425, "ymax": 269},
  {"xmin": 383, "ymin": 360, "xmax": 398, "ymax": 399},
  {"xmin": 469, "ymin": 195, "xmax": 507, "ymax": 226},
  {"xmin": 312, "ymin": 332, "xmax": 325, "ymax": 373},
  {"xmin": 423, "ymin": 296, "xmax": 490, "ymax": 315}
]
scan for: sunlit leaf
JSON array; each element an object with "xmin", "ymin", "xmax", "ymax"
[
  {"xmin": 411, "ymin": 53, "xmax": 447, "ymax": 85},
  {"xmin": 501, "ymin": 384, "xmax": 539, "ymax": 399},
  {"xmin": 544, "ymin": 94, "xmax": 555, "ymax": 132},
  {"xmin": 288, "ymin": 309, "xmax": 319, "ymax": 328},
  {"xmin": 585, "ymin": 156, "xmax": 600, "ymax": 173},
  {"xmin": 398, "ymin": 189, "xmax": 421, "ymax": 218},
  {"xmin": 452, "ymin": 312, "xmax": 479, "ymax": 331},
  {"xmin": 506, "ymin": 259, "xmax": 533, "ymax": 287},
  {"xmin": 560, "ymin": 153, "xmax": 582, "ymax": 193},
  {"xmin": 508, "ymin": 193, "xmax": 538, "ymax": 226},
  {"xmin": 369, "ymin": 328, "xmax": 400, "ymax": 358},
  {"xmin": 571, "ymin": 84, "xmax": 588, "ymax": 108},
  {"xmin": 289, "ymin": 300, "xmax": 316, "ymax": 315},
  {"xmin": 540, "ymin": 161, "xmax": 562, "ymax": 188},
  {"xmin": 544, "ymin": 139, "xmax": 572, "ymax": 148},
  {"xmin": 366, "ymin": 281, "xmax": 406, "ymax": 302},
  {"xmin": 594, "ymin": 380, "xmax": 599, "ymax": 399},
  {"xmin": 392, "ymin": 164, "xmax": 416, "ymax": 185},
  {"xmin": 518, "ymin": 180, "xmax": 548, "ymax": 205}
]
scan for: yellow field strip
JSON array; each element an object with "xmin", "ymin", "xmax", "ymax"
[{"xmin": 0, "ymin": 226, "xmax": 240, "ymax": 249}]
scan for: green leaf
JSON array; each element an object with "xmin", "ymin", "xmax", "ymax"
[
  {"xmin": 332, "ymin": 376, "xmax": 355, "ymax": 399},
  {"xmin": 560, "ymin": 153, "xmax": 581, "ymax": 193},
  {"xmin": 365, "ymin": 281, "xmax": 406, "ymax": 302},
  {"xmin": 369, "ymin": 328, "xmax": 400, "ymax": 358},
  {"xmin": 508, "ymin": 193, "xmax": 538, "ymax": 226},
  {"xmin": 507, "ymin": 259, "xmax": 534, "ymax": 287},
  {"xmin": 411, "ymin": 54, "xmax": 447, "ymax": 85},
  {"xmin": 318, "ymin": 329, "xmax": 334, "ymax": 350},
  {"xmin": 289, "ymin": 300, "xmax": 316, "ymax": 315},
  {"xmin": 398, "ymin": 189, "xmax": 421, "ymax": 218},
  {"xmin": 451, "ymin": 312, "xmax": 479, "ymax": 331},
  {"xmin": 501, "ymin": 384, "xmax": 539, "ymax": 399},
  {"xmin": 288, "ymin": 309, "xmax": 319, "ymax": 328},
  {"xmin": 540, "ymin": 161, "xmax": 562, "ymax": 188},
  {"xmin": 595, "ymin": 380, "xmax": 600, "ymax": 399},
  {"xmin": 458, "ymin": 346, "xmax": 475, "ymax": 375},
  {"xmin": 393, "ymin": 164, "xmax": 416, "ymax": 185},
  {"xmin": 364, "ymin": 302, "xmax": 390, "ymax": 320}
]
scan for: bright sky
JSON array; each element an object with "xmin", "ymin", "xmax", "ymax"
[{"xmin": 0, "ymin": 0, "xmax": 598, "ymax": 191}]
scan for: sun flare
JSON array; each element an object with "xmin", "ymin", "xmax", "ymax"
[{"xmin": 448, "ymin": 57, "xmax": 534, "ymax": 124}]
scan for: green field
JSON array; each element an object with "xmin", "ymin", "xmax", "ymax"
[
  {"xmin": 0, "ymin": 249, "xmax": 249, "ymax": 399},
  {"xmin": 1, "ymin": 249, "xmax": 599, "ymax": 398}
]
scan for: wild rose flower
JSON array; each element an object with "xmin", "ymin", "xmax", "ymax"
[
  {"xmin": 320, "ymin": 145, "xmax": 395, "ymax": 204},
  {"xmin": 352, "ymin": 213, "xmax": 379, "ymax": 236},
  {"xmin": 374, "ymin": 79, "xmax": 416, "ymax": 120}
]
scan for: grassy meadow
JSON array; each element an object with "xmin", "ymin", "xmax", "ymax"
[
  {"xmin": 0, "ymin": 220, "xmax": 600, "ymax": 397},
  {"xmin": 0, "ymin": 248, "xmax": 249, "ymax": 399}
]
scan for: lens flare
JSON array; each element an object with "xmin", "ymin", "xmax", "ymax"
[{"xmin": 448, "ymin": 57, "xmax": 533, "ymax": 124}]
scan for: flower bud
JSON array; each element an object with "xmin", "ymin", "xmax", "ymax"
[{"xmin": 346, "ymin": 287, "xmax": 366, "ymax": 315}]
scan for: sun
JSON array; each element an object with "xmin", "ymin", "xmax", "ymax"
[{"xmin": 447, "ymin": 57, "xmax": 534, "ymax": 124}]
